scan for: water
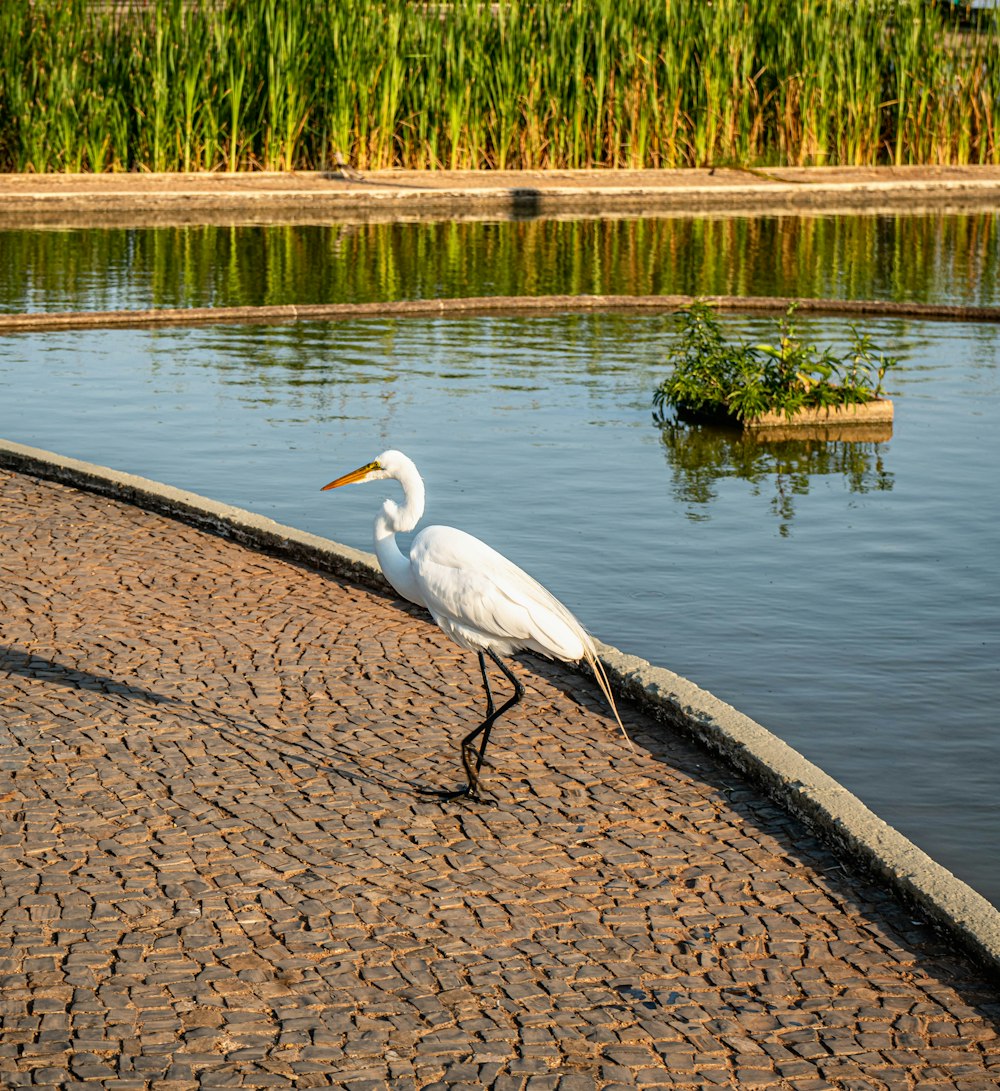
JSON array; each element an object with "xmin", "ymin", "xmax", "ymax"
[
  {"xmin": 2, "ymin": 212, "xmax": 999, "ymax": 312},
  {"xmin": 2, "ymin": 306, "xmax": 997, "ymax": 907}
]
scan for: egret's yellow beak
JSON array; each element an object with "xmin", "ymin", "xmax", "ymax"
[{"xmin": 321, "ymin": 460, "xmax": 379, "ymax": 491}]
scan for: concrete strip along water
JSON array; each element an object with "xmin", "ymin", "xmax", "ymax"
[
  {"xmin": 1, "ymin": 294, "xmax": 999, "ymax": 334},
  {"xmin": 3, "ymin": 167, "xmax": 1000, "ymax": 229}
]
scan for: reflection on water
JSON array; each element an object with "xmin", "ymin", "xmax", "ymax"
[
  {"xmin": 1, "ymin": 210, "xmax": 999, "ymax": 313},
  {"xmin": 660, "ymin": 420, "xmax": 894, "ymax": 536}
]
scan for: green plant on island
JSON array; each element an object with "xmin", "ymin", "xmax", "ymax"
[{"xmin": 652, "ymin": 301, "xmax": 897, "ymax": 424}]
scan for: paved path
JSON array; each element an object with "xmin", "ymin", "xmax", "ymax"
[{"xmin": 1, "ymin": 468, "xmax": 998, "ymax": 1090}]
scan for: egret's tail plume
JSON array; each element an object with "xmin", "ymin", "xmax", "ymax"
[{"xmin": 583, "ymin": 648, "xmax": 634, "ymax": 751}]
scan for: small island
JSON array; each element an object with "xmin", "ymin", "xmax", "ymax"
[{"xmin": 653, "ymin": 301, "xmax": 896, "ymax": 431}]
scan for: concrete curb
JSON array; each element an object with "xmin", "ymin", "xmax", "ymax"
[
  {"xmin": 2, "ymin": 294, "xmax": 1000, "ymax": 335},
  {"xmin": 3, "ymin": 435, "xmax": 999, "ymax": 979},
  {"xmin": 597, "ymin": 646, "xmax": 1000, "ymax": 979},
  {"xmin": 4, "ymin": 168, "xmax": 1000, "ymax": 228},
  {"xmin": 0, "ymin": 438, "xmax": 384, "ymax": 595}
]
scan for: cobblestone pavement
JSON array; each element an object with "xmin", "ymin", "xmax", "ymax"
[{"xmin": 1, "ymin": 468, "xmax": 998, "ymax": 1090}]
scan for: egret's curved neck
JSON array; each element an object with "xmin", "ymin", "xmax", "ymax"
[{"xmin": 373, "ymin": 463, "xmax": 427, "ymax": 607}]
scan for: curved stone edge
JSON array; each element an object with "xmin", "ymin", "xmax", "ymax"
[
  {"xmin": 596, "ymin": 643, "xmax": 1000, "ymax": 978},
  {"xmin": 3, "ymin": 435, "xmax": 999, "ymax": 979},
  {"xmin": 0, "ymin": 438, "xmax": 386, "ymax": 595},
  {"xmin": 2, "ymin": 294, "xmax": 1000, "ymax": 334}
]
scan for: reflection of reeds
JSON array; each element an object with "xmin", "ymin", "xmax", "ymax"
[
  {"xmin": 0, "ymin": 0, "xmax": 997, "ymax": 173},
  {"xmin": 1, "ymin": 214, "xmax": 998, "ymax": 311}
]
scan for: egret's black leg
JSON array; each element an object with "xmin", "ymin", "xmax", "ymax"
[
  {"xmin": 419, "ymin": 650, "xmax": 524, "ymax": 802},
  {"xmin": 478, "ymin": 651, "xmax": 496, "ymax": 720},
  {"xmin": 467, "ymin": 650, "xmax": 523, "ymax": 781}
]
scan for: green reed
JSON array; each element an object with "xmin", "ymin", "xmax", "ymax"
[{"xmin": 0, "ymin": 0, "xmax": 997, "ymax": 173}]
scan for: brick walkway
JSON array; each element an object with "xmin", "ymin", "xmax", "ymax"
[{"xmin": 1, "ymin": 468, "xmax": 998, "ymax": 1090}]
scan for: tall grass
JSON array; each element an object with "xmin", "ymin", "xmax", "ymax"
[{"xmin": 0, "ymin": 0, "xmax": 997, "ymax": 173}]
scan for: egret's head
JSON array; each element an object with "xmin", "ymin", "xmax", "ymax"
[{"xmin": 321, "ymin": 449, "xmax": 413, "ymax": 491}]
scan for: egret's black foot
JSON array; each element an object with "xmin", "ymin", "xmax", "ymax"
[{"xmin": 416, "ymin": 783, "xmax": 496, "ymax": 805}]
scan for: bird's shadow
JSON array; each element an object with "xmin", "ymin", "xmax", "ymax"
[
  {"xmin": 0, "ymin": 645, "xmax": 179, "ymax": 706},
  {"xmin": 0, "ymin": 643, "xmax": 417, "ymax": 798},
  {"xmin": 1, "ymin": 636, "xmax": 667, "ymax": 804}
]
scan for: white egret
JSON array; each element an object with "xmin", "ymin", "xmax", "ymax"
[{"xmin": 322, "ymin": 450, "xmax": 628, "ymax": 800}]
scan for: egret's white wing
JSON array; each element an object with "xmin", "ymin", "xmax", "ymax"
[{"xmin": 408, "ymin": 525, "xmax": 591, "ymax": 661}]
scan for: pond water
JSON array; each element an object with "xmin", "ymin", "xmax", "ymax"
[
  {"xmin": 2, "ymin": 211, "xmax": 999, "ymax": 312},
  {"xmin": 2, "ymin": 298, "xmax": 997, "ymax": 907}
]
